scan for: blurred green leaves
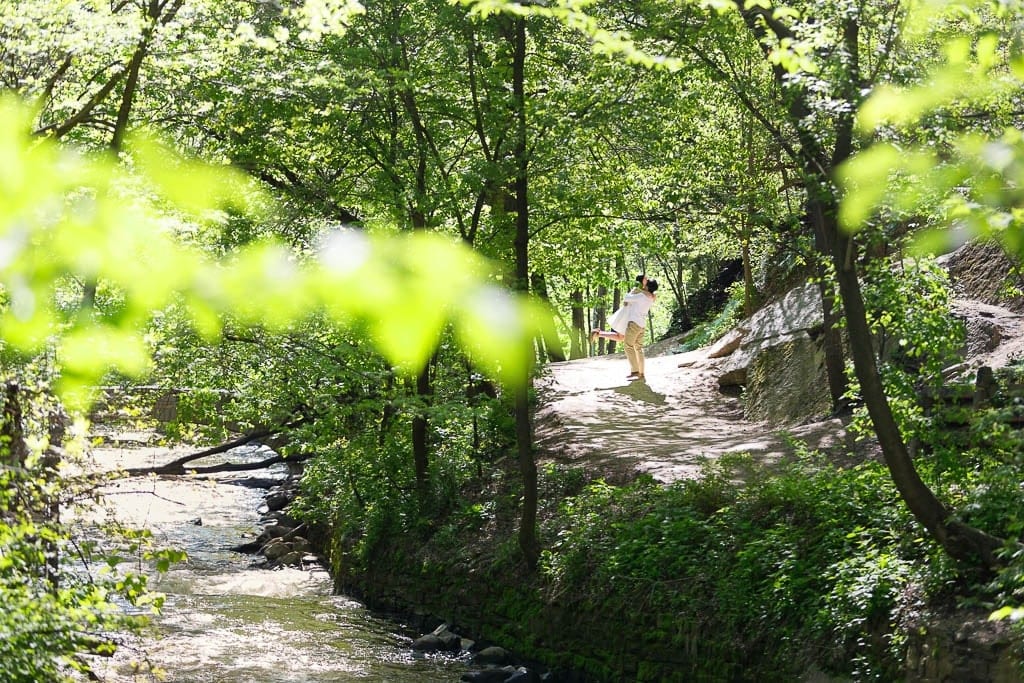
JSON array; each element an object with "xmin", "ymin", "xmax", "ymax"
[
  {"xmin": 839, "ymin": 9, "xmax": 1024, "ymax": 259},
  {"xmin": 855, "ymin": 35, "xmax": 1008, "ymax": 133},
  {"xmin": 0, "ymin": 96, "xmax": 552, "ymax": 403}
]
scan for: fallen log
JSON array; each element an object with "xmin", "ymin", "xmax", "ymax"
[
  {"xmin": 120, "ymin": 450, "xmax": 315, "ymax": 477},
  {"xmin": 117, "ymin": 418, "xmax": 309, "ymax": 477}
]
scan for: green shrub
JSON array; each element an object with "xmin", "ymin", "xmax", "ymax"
[
  {"xmin": 538, "ymin": 451, "xmax": 941, "ymax": 680},
  {"xmin": 1, "ymin": 383, "xmax": 177, "ymax": 682},
  {"xmin": 679, "ymin": 284, "xmax": 744, "ymax": 352}
]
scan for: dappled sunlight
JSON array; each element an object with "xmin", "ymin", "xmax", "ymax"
[{"xmin": 534, "ymin": 350, "xmax": 819, "ymax": 484}]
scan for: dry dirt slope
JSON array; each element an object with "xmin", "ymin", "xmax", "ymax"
[
  {"xmin": 533, "ymin": 267, "xmax": 1024, "ymax": 486},
  {"xmin": 532, "ymin": 341, "xmax": 850, "ymax": 484}
]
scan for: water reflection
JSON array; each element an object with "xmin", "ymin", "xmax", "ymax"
[{"xmin": 108, "ymin": 590, "xmax": 465, "ymax": 683}]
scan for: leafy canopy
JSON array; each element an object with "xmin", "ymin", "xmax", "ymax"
[
  {"xmin": 0, "ymin": 96, "xmax": 555, "ymax": 404},
  {"xmin": 839, "ymin": 1, "xmax": 1024, "ymax": 259}
]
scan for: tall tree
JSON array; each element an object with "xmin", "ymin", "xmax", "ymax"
[
  {"xmin": 504, "ymin": 13, "xmax": 541, "ymax": 568},
  {"xmin": 626, "ymin": 0, "xmax": 1002, "ymax": 562},
  {"xmin": 468, "ymin": 0, "xmax": 1009, "ymax": 564},
  {"xmin": 730, "ymin": 0, "xmax": 1002, "ymax": 563}
]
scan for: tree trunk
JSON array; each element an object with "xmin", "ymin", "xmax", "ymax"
[
  {"xmin": 2, "ymin": 382, "xmax": 29, "ymax": 467},
  {"xmin": 809, "ymin": 196, "xmax": 849, "ymax": 409},
  {"xmin": 2, "ymin": 383, "xmax": 60, "ymax": 587},
  {"xmin": 592, "ymin": 284, "xmax": 608, "ymax": 356},
  {"xmin": 741, "ymin": 238, "xmax": 756, "ymax": 317},
  {"xmin": 741, "ymin": 111, "xmax": 758, "ymax": 317},
  {"xmin": 110, "ymin": 28, "xmax": 148, "ymax": 153},
  {"xmin": 412, "ymin": 359, "xmax": 432, "ymax": 501},
  {"xmin": 823, "ymin": 205, "xmax": 1003, "ymax": 566},
  {"xmin": 607, "ymin": 285, "xmax": 622, "ymax": 354},
  {"xmin": 532, "ymin": 273, "xmax": 566, "ymax": 362},
  {"xmin": 120, "ymin": 418, "xmax": 308, "ymax": 476},
  {"xmin": 570, "ymin": 289, "xmax": 586, "ymax": 359},
  {"xmin": 123, "ymin": 449, "xmax": 314, "ymax": 477},
  {"xmin": 509, "ymin": 15, "xmax": 539, "ymax": 570},
  {"xmin": 730, "ymin": 1, "xmax": 1007, "ymax": 568},
  {"xmin": 410, "ymin": 199, "xmax": 433, "ymax": 502},
  {"xmin": 388, "ymin": 2, "xmax": 438, "ymax": 510}
]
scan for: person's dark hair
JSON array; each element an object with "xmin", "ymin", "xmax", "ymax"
[
  {"xmin": 635, "ymin": 273, "xmax": 645, "ymax": 284},
  {"xmin": 645, "ymin": 278, "xmax": 659, "ymax": 293}
]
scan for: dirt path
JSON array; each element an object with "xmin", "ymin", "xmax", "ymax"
[
  {"xmin": 533, "ymin": 290, "xmax": 1024, "ymax": 486},
  {"xmin": 533, "ymin": 344, "xmax": 847, "ymax": 484}
]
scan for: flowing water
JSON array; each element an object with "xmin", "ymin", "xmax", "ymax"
[{"xmin": 77, "ymin": 436, "xmax": 469, "ymax": 682}]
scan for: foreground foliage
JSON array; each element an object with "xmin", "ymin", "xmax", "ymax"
[
  {"xmin": 4, "ymin": 0, "xmax": 1024, "ymax": 675},
  {"xmin": 0, "ymin": 382, "xmax": 184, "ymax": 682},
  {"xmin": 0, "ymin": 86, "xmax": 548, "ymax": 674}
]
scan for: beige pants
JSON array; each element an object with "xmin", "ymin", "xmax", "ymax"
[{"xmin": 623, "ymin": 321, "xmax": 645, "ymax": 375}]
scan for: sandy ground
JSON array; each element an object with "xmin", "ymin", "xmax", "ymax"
[
  {"xmin": 533, "ymin": 293, "xmax": 1024, "ymax": 485},
  {"xmin": 532, "ymin": 344, "xmax": 849, "ymax": 484}
]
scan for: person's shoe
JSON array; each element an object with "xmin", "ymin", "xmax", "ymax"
[
  {"xmin": 591, "ymin": 330, "xmax": 600, "ymax": 343},
  {"xmin": 627, "ymin": 372, "xmax": 639, "ymax": 379}
]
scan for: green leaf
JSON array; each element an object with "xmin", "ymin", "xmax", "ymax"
[
  {"xmin": 988, "ymin": 605, "xmax": 1023, "ymax": 621},
  {"xmin": 976, "ymin": 32, "xmax": 1000, "ymax": 71},
  {"xmin": 1, "ymin": 96, "xmax": 552, "ymax": 396},
  {"xmin": 837, "ymin": 144, "xmax": 901, "ymax": 230},
  {"xmin": 129, "ymin": 134, "xmax": 264, "ymax": 218}
]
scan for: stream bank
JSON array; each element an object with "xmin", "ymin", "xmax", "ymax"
[
  {"xmin": 329, "ymin": 456, "xmax": 1024, "ymax": 683},
  {"xmin": 323, "ymin": 339, "xmax": 1024, "ymax": 682},
  {"xmin": 76, "ymin": 430, "xmax": 471, "ymax": 682}
]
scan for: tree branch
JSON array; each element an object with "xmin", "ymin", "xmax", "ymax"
[
  {"xmin": 119, "ymin": 418, "xmax": 307, "ymax": 477},
  {"xmin": 121, "ymin": 450, "xmax": 314, "ymax": 477}
]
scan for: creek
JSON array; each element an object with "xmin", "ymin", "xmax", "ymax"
[{"xmin": 78, "ymin": 435, "xmax": 469, "ymax": 682}]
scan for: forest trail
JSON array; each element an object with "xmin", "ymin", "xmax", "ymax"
[
  {"xmin": 532, "ymin": 339, "xmax": 849, "ymax": 484},
  {"xmin": 533, "ymin": 291, "xmax": 1024, "ymax": 485}
]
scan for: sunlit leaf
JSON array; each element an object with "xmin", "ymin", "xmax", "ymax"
[
  {"xmin": 367, "ymin": 233, "xmax": 479, "ymax": 369},
  {"xmin": 60, "ymin": 325, "xmax": 151, "ymax": 378},
  {"xmin": 977, "ymin": 32, "xmax": 1000, "ymax": 70},
  {"xmin": 943, "ymin": 35, "xmax": 972, "ymax": 64},
  {"xmin": 129, "ymin": 135, "xmax": 262, "ymax": 217},
  {"xmin": 989, "ymin": 605, "xmax": 1024, "ymax": 621},
  {"xmin": 907, "ymin": 226, "xmax": 974, "ymax": 257},
  {"xmin": 291, "ymin": 0, "xmax": 366, "ymax": 41},
  {"xmin": 837, "ymin": 144, "xmax": 902, "ymax": 230}
]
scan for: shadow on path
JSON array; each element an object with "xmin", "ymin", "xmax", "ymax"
[
  {"xmin": 533, "ymin": 349, "xmax": 848, "ymax": 484},
  {"xmin": 612, "ymin": 380, "xmax": 667, "ymax": 406}
]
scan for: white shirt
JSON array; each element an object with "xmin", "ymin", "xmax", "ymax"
[{"xmin": 622, "ymin": 289, "xmax": 654, "ymax": 327}]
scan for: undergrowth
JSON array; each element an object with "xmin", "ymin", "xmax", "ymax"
[
  {"xmin": 313, "ymin": 436, "xmax": 1023, "ymax": 681},
  {"xmin": 678, "ymin": 284, "xmax": 744, "ymax": 352},
  {"xmin": 535, "ymin": 449, "xmax": 950, "ymax": 680},
  {"xmin": 300, "ymin": 255, "xmax": 1024, "ymax": 681}
]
